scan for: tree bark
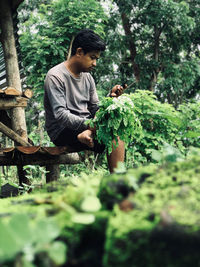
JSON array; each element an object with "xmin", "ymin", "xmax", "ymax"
[
  {"xmin": 121, "ymin": 13, "xmax": 140, "ymax": 82},
  {"xmin": 0, "ymin": 0, "xmax": 28, "ymax": 140},
  {"xmin": 0, "ymin": 97, "xmax": 28, "ymax": 109},
  {"xmin": 0, "ymin": 122, "xmax": 32, "ymax": 146},
  {"xmin": 149, "ymin": 26, "xmax": 161, "ymax": 91},
  {"xmin": 0, "ymin": 0, "xmax": 29, "ymax": 184}
]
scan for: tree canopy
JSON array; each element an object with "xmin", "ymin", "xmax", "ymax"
[{"xmin": 18, "ymin": 0, "xmax": 200, "ymax": 108}]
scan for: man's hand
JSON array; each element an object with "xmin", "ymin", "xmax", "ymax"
[
  {"xmin": 110, "ymin": 84, "xmax": 127, "ymax": 97},
  {"xmin": 77, "ymin": 129, "xmax": 94, "ymax": 148}
]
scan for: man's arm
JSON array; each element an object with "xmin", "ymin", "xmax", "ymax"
[
  {"xmin": 87, "ymin": 74, "xmax": 99, "ymax": 118},
  {"xmin": 44, "ymin": 75, "xmax": 87, "ymax": 132}
]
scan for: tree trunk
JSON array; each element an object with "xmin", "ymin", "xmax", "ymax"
[
  {"xmin": 0, "ymin": 0, "xmax": 28, "ymax": 140},
  {"xmin": 121, "ymin": 13, "xmax": 140, "ymax": 82},
  {"xmin": 149, "ymin": 26, "xmax": 161, "ymax": 91},
  {"xmin": 0, "ymin": 0, "xmax": 28, "ymax": 184}
]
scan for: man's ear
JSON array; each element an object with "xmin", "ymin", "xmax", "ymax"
[{"xmin": 76, "ymin": 47, "xmax": 84, "ymax": 57}]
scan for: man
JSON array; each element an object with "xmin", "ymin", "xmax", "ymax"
[{"xmin": 44, "ymin": 29, "xmax": 125, "ymax": 173}]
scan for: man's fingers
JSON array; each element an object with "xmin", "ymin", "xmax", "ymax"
[
  {"xmin": 77, "ymin": 130, "xmax": 94, "ymax": 148},
  {"xmin": 115, "ymin": 85, "xmax": 123, "ymax": 96},
  {"xmin": 86, "ymin": 136, "xmax": 94, "ymax": 148},
  {"xmin": 110, "ymin": 84, "xmax": 126, "ymax": 97}
]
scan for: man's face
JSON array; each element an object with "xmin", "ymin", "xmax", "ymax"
[{"xmin": 78, "ymin": 50, "xmax": 101, "ymax": 72}]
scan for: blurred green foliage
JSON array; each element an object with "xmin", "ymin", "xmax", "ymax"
[
  {"xmin": 1, "ymin": 149, "xmax": 200, "ymax": 266},
  {"xmin": 0, "ymin": 214, "xmax": 67, "ymax": 266}
]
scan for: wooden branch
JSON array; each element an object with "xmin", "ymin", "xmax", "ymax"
[
  {"xmin": 0, "ymin": 97, "xmax": 28, "ymax": 109},
  {"xmin": 0, "ymin": 122, "xmax": 32, "ymax": 146},
  {"xmin": 0, "ymin": 89, "xmax": 4, "ymax": 94},
  {"xmin": 22, "ymin": 89, "xmax": 33, "ymax": 99},
  {"xmin": 4, "ymin": 87, "xmax": 21, "ymax": 96},
  {"xmin": 0, "ymin": 152, "xmax": 80, "ymax": 166}
]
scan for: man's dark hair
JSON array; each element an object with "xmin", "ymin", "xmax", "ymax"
[{"xmin": 71, "ymin": 29, "xmax": 106, "ymax": 56}]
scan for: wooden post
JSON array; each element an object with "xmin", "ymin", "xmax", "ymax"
[
  {"xmin": 0, "ymin": 0, "xmax": 29, "ymax": 184},
  {"xmin": 46, "ymin": 165, "xmax": 60, "ymax": 183},
  {"xmin": 0, "ymin": 0, "xmax": 28, "ymax": 140}
]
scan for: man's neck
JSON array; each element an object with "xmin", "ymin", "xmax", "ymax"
[{"xmin": 64, "ymin": 60, "xmax": 81, "ymax": 78}]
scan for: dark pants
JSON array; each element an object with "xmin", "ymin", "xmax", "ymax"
[{"xmin": 53, "ymin": 127, "xmax": 105, "ymax": 153}]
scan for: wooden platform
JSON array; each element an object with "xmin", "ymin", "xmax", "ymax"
[
  {"xmin": 0, "ymin": 146, "xmax": 80, "ymax": 166},
  {"xmin": 0, "ymin": 88, "xmax": 33, "ymax": 110}
]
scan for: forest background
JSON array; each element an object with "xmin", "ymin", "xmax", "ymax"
[
  {"xmin": 1, "ymin": 0, "xmax": 200, "ymax": 181},
  {"xmin": 0, "ymin": 1, "xmax": 200, "ymax": 265}
]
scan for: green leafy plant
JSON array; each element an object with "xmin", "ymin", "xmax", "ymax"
[
  {"xmin": 177, "ymin": 101, "xmax": 200, "ymax": 148},
  {"xmin": 127, "ymin": 90, "xmax": 184, "ymax": 165},
  {"xmin": 88, "ymin": 90, "xmax": 200, "ymax": 164},
  {"xmin": 88, "ymin": 94, "xmax": 143, "ymax": 154}
]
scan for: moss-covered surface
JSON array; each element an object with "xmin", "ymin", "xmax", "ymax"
[
  {"xmin": 102, "ymin": 154, "xmax": 200, "ymax": 267},
  {"xmin": 1, "ymin": 151, "xmax": 200, "ymax": 266}
]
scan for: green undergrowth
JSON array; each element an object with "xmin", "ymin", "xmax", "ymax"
[
  {"xmin": 1, "ymin": 150, "xmax": 200, "ymax": 266},
  {"xmin": 88, "ymin": 90, "xmax": 200, "ymax": 165}
]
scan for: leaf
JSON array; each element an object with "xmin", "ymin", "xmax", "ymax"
[
  {"xmin": 48, "ymin": 241, "xmax": 67, "ymax": 265},
  {"xmin": 33, "ymin": 219, "xmax": 60, "ymax": 245},
  {"xmin": 184, "ymin": 131, "xmax": 200, "ymax": 138},
  {"xmin": 9, "ymin": 214, "xmax": 33, "ymax": 246},
  {"xmin": 149, "ymin": 112, "xmax": 183, "ymax": 127},
  {"xmin": 72, "ymin": 213, "xmax": 95, "ymax": 224},
  {"xmin": 81, "ymin": 196, "xmax": 101, "ymax": 212},
  {"xmin": 151, "ymin": 150, "xmax": 162, "ymax": 162},
  {"xmin": 0, "ymin": 220, "xmax": 20, "ymax": 261}
]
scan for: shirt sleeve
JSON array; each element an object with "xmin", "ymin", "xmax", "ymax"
[
  {"xmin": 44, "ymin": 74, "xmax": 88, "ymax": 132},
  {"xmin": 87, "ymin": 74, "xmax": 99, "ymax": 118}
]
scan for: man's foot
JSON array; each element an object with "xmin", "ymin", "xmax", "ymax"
[{"xmin": 77, "ymin": 130, "xmax": 94, "ymax": 148}]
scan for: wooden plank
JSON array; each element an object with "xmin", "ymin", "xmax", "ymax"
[
  {"xmin": 1, "ymin": 146, "xmax": 79, "ymax": 154},
  {"xmin": 22, "ymin": 89, "xmax": 33, "ymax": 99},
  {"xmin": 0, "ymin": 147, "xmax": 14, "ymax": 153},
  {"xmin": 4, "ymin": 86, "xmax": 21, "ymax": 96},
  {"xmin": 0, "ymin": 152, "xmax": 80, "ymax": 166},
  {"xmin": 0, "ymin": 122, "xmax": 32, "ymax": 146},
  {"xmin": 0, "ymin": 97, "xmax": 28, "ymax": 109},
  {"xmin": 16, "ymin": 146, "xmax": 40, "ymax": 154},
  {"xmin": 41, "ymin": 146, "xmax": 77, "ymax": 155}
]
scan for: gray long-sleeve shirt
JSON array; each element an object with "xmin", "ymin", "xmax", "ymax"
[{"xmin": 44, "ymin": 62, "xmax": 99, "ymax": 142}]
